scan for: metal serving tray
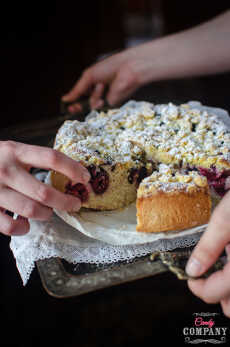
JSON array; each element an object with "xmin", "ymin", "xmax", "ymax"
[
  {"xmin": 36, "ymin": 255, "xmax": 167, "ymax": 298},
  {"xmin": 36, "ymin": 248, "xmax": 224, "ymax": 298}
]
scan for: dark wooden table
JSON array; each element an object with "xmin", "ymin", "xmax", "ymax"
[{"xmin": 0, "ymin": 74, "xmax": 230, "ymax": 346}]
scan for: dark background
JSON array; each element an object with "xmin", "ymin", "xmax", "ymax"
[
  {"xmin": 1, "ymin": 0, "xmax": 230, "ymax": 128},
  {"xmin": 1, "ymin": 1, "xmax": 230, "ymax": 346}
]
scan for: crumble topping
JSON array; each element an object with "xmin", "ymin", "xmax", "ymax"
[
  {"xmin": 55, "ymin": 100, "xmax": 230, "ymax": 170},
  {"xmin": 137, "ymin": 163, "xmax": 208, "ymax": 197}
]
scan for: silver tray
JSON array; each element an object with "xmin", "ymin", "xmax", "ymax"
[
  {"xmin": 36, "ymin": 248, "xmax": 224, "ymax": 298},
  {"xmin": 36, "ymin": 256, "xmax": 167, "ymax": 298}
]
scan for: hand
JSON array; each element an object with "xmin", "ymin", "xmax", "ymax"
[
  {"xmin": 62, "ymin": 43, "xmax": 155, "ymax": 113},
  {"xmin": 0, "ymin": 141, "xmax": 90, "ymax": 236},
  {"xmin": 186, "ymin": 191, "xmax": 230, "ymax": 317},
  {"xmin": 62, "ymin": 11, "xmax": 230, "ymax": 115}
]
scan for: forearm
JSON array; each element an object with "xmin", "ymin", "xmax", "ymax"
[{"xmin": 134, "ymin": 10, "xmax": 230, "ymax": 84}]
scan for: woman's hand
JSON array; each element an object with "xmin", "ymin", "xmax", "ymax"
[
  {"xmin": 186, "ymin": 191, "xmax": 230, "ymax": 318},
  {"xmin": 62, "ymin": 11, "xmax": 230, "ymax": 115},
  {"xmin": 62, "ymin": 43, "xmax": 155, "ymax": 113},
  {"xmin": 0, "ymin": 141, "xmax": 90, "ymax": 236}
]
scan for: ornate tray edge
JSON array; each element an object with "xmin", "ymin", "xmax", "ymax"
[{"xmin": 36, "ymin": 257, "xmax": 167, "ymax": 298}]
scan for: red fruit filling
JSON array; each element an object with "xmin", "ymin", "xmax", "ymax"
[
  {"xmin": 128, "ymin": 167, "xmax": 148, "ymax": 187},
  {"xmin": 17, "ymin": 215, "xmax": 28, "ymax": 221},
  {"xmin": 65, "ymin": 182, "xmax": 89, "ymax": 202},
  {"xmin": 87, "ymin": 165, "xmax": 109, "ymax": 194},
  {"xmin": 198, "ymin": 166, "xmax": 230, "ymax": 197}
]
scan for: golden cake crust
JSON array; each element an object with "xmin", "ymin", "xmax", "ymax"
[
  {"xmin": 136, "ymin": 164, "xmax": 211, "ymax": 232},
  {"xmin": 136, "ymin": 189, "xmax": 211, "ymax": 233}
]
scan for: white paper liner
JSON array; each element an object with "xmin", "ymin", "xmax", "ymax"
[{"xmin": 54, "ymin": 204, "xmax": 207, "ymax": 246}]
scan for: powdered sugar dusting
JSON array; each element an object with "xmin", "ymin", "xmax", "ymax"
[
  {"xmin": 55, "ymin": 100, "xmax": 230, "ymax": 170},
  {"xmin": 138, "ymin": 165, "xmax": 208, "ymax": 196}
]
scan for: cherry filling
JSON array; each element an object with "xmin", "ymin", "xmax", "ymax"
[
  {"xmin": 128, "ymin": 167, "xmax": 148, "ymax": 187},
  {"xmin": 87, "ymin": 164, "xmax": 109, "ymax": 194},
  {"xmin": 198, "ymin": 166, "xmax": 230, "ymax": 197},
  {"xmin": 65, "ymin": 182, "xmax": 89, "ymax": 202}
]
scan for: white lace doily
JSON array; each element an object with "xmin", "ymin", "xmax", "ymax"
[{"xmin": 10, "ymin": 213, "xmax": 203, "ymax": 285}]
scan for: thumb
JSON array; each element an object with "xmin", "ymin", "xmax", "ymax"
[{"xmin": 186, "ymin": 191, "xmax": 230, "ymax": 277}]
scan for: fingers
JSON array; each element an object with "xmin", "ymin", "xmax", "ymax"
[
  {"xmin": 188, "ymin": 261, "xmax": 230, "ymax": 304},
  {"xmin": 0, "ymin": 186, "xmax": 52, "ymax": 220},
  {"xmin": 186, "ymin": 191, "xmax": 230, "ymax": 277},
  {"xmin": 68, "ymin": 103, "xmax": 83, "ymax": 114},
  {"xmin": 90, "ymin": 83, "xmax": 105, "ymax": 109},
  {"xmin": 66, "ymin": 83, "xmax": 105, "ymax": 114},
  {"xmin": 221, "ymin": 296, "xmax": 230, "ymax": 318},
  {"xmin": 225, "ymin": 243, "xmax": 230, "ymax": 258},
  {"xmin": 68, "ymin": 83, "xmax": 105, "ymax": 114},
  {"xmin": 62, "ymin": 69, "xmax": 93, "ymax": 103},
  {"xmin": 14, "ymin": 143, "xmax": 91, "ymax": 184},
  {"xmin": 62, "ymin": 58, "xmax": 141, "ymax": 110},
  {"xmin": 0, "ymin": 211, "xmax": 29, "ymax": 236},
  {"xmin": 6, "ymin": 166, "xmax": 82, "ymax": 212},
  {"xmin": 0, "ymin": 141, "xmax": 90, "ymax": 238},
  {"xmin": 106, "ymin": 65, "xmax": 139, "ymax": 106}
]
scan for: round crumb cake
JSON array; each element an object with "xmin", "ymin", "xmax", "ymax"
[{"xmin": 51, "ymin": 101, "xmax": 230, "ymax": 232}]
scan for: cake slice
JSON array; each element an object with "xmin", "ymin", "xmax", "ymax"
[{"xmin": 136, "ymin": 164, "xmax": 211, "ymax": 233}]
